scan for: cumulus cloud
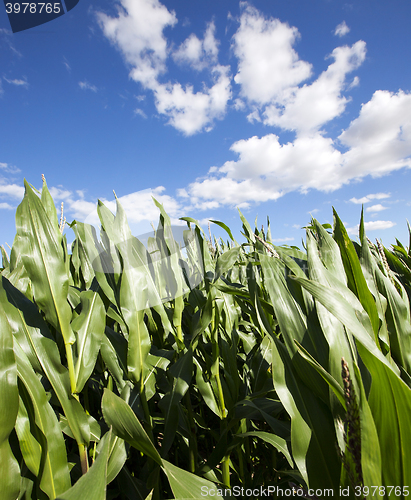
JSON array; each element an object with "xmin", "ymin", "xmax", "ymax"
[
  {"xmin": 97, "ymin": 0, "xmax": 177, "ymax": 88},
  {"xmin": 97, "ymin": 0, "xmax": 230, "ymax": 135},
  {"xmin": 173, "ymin": 21, "xmax": 219, "ymax": 70},
  {"xmin": 232, "ymin": 3, "xmax": 312, "ymax": 105},
  {"xmin": 184, "ymin": 90, "xmax": 411, "ymax": 207},
  {"xmin": 263, "ymin": 41, "xmax": 366, "ymax": 133},
  {"xmin": 339, "ymin": 90, "xmax": 411, "ymax": 178},
  {"xmin": 0, "ymin": 182, "xmax": 24, "ymax": 199},
  {"xmin": 334, "ymin": 21, "xmax": 350, "ymax": 37},
  {"xmin": 366, "ymin": 204, "xmax": 387, "ymax": 213},
  {"xmin": 153, "ymin": 65, "xmax": 231, "ymax": 135},
  {"xmin": 95, "ymin": 1, "xmax": 411, "ymax": 208},
  {"xmin": 184, "ymin": 132, "xmax": 344, "ymax": 207}
]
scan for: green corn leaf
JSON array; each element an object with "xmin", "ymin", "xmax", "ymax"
[
  {"xmin": 15, "ymin": 180, "xmax": 74, "ymax": 347},
  {"xmin": 71, "ymin": 290, "xmax": 105, "ymax": 393},
  {"xmin": 71, "ymin": 221, "xmax": 118, "ymax": 304},
  {"xmin": 56, "ymin": 430, "xmax": 112, "ymax": 500},
  {"xmin": 333, "ymin": 209, "xmax": 380, "ymax": 341},
  {"xmin": 14, "ymin": 341, "xmax": 71, "ymax": 498},
  {"xmin": 294, "ymin": 340, "xmax": 346, "ymax": 409},
  {"xmin": 40, "ymin": 176, "xmax": 59, "ymax": 231},
  {"xmin": 0, "ymin": 441, "xmax": 20, "ymax": 500},
  {"xmin": 1, "ymin": 277, "xmax": 91, "ymax": 446},
  {"xmin": 294, "ymin": 276, "xmax": 395, "ymax": 371},
  {"xmin": 105, "ymin": 433, "xmax": 127, "ymax": 485},
  {"xmin": 352, "ymin": 364, "xmax": 382, "ymax": 493},
  {"xmin": 194, "ymin": 358, "xmax": 222, "ymax": 418},
  {"xmin": 375, "ymin": 267, "xmax": 411, "ymax": 374},
  {"xmin": 355, "ymin": 342, "xmax": 411, "ymax": 491},
  {"xmin": 0, "ymin": 288, "xmax": 20, "ymax": 500},
  {"xmin": 214, "ymin": 246, "xmax": 241, "ymax": 282},
  {"xmin": 0, "ymin": 293, "xmax": 18, "ymax": 445},
  {"xmin": 1, "ymin": 244, "xmax": 10, "ymax": 269},
  {"xmin": 237, "ymin": 431, "xmax": 293, "ymax": 467},
  {"xmin": 209, "ymin": 219, "xmax": 236, "ymax": 242},
  {"xmin": 158, "ymin": 348, "xmax": 193, "ymax": 457},
  {"xmin": 162, "ymin": 459, "xmax": 223, "ymax": 499},
  {"xmin": 102, "ymin": 388, "xmax": 162, "ymax": 465},
  {"xmin": 271, "ymin": 338, "xmax": 341, "ymax": 491}
]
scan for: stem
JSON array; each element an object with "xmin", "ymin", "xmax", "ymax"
[
  {"xmin": 221, "ymin": 419, "xmax": 230, "ymax": 488},
  {"xmin": 79, "ymin": 443, "xmax": 89, "ymax": 475},
  {"xmin": 184, "ymin": 391, "xmax": 198, "ymax": 473},
  {"xmin": 140, "ymin": 376, "xmax": 154, "ymax": 441},
  {"xmin": 65, "ymin": 342, "xmax": 77, "ymax": 395},
  {"xmin": 222, "ymin": 456, "xmax": 230, "ymax": 488}
]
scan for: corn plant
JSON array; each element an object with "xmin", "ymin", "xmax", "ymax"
[{"xmin": 0, "ymin": 177, "xmax": 410, "ymax": 499}]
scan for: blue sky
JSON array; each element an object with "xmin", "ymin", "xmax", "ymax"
[{"xmin": 1, "ymin": 0, "xmax": 411, "ymax": 252}]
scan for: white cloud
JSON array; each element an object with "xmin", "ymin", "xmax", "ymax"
[
  {"xmin": 272, "ymin": 236, "xmax": 294, "ymax": 243},
  {"xmin": 79, "ymin": 81, "xmax": 98, "ymax": 92},
  {"xmin": 63, "ymin": 57, "xmax": 71, "ymax": 72},
  {"xmin": 42, "ymin": 184, "xmax": 185, "ymax": 235},
  {"xmin": 154, "ymin": 65, "xmax": 231, "ymax": 135},
  {"xmin": 184, "ymin": 90, "xmax": 411, "ymax": 208},
  {"xmin": 173, "ymin": 21, "xmax": 219, "ymax": 70},
  {"xmin": 232, "ymin": 3, "xmax": 312, "ymax": 105},
  {"xmin": 339, "ymin": 90, "xmax": 411, "ymax": 178},
  {"xmin": 96, "ymin": 0, "xmax": 177, "ymax": 88},
  {"xmin": 0, "ymin": 183, "xmax": 24, "ymax": 199},
  {"xmin": 49, "ymin": 187, "xmax": 73, "ymax": 200},
  {"xmin": 0, "ymin": 202, "xmax": 13, "ymax": 210},
  {"xmin": 3, "ymin": 77, "xmax": 28, "ymax": 87},
  {"xmin": 263, "ymin": 41, "xmax": 366, "ymax": 133},
  {"xmin": 347, "ymin": 220, "xmax": 396, "ymax": 235},
  {"xmin": 349, "ymin": 193, "xmax": 390, "ymax": 204},
  {"xmin": 184, "ymin": 132, "xmax": 344, "ymax": 206},
  {"xmin": 365, "ymin": 204, "xmax": 387, "ymax": 213},
  {"xmin": 0, "ymin": 162, "xmax": 20, "ymax": 174},
  {"xmin": 97, "ymin": 0, "xmax": 230, "ymax": 135},
  {"xmin": 134, "ymin": 108, "xmax": 147, "ymax": 118},
  {"xmin": 334, "ymin": 21, "xmax": 350, "ymax": 37}
]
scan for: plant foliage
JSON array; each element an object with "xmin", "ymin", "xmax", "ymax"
[{"xmin": 1, "ymin": 178, "xmax": 410, "ymax": 499}]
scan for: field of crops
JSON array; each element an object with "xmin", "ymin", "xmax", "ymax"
[{"xmin": 1, "ymin": 177, "xmax": 411, "ymax": 500}]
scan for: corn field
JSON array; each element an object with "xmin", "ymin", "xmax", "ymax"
[{"xmin": 1, "ymin": 177, "xmax": 411, "ymax": 500}]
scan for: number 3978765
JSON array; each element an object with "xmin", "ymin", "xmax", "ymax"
[{"xmin": 5, "ymin": 3, "xmax": 61, "ymax": 14}]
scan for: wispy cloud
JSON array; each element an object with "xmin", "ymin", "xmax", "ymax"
[
  {"xmin": 0, "ymin": 162, "xmax": 20, "ymax": 174},
  {"xmin": 334, "ymin": 21, "xmax": 350, "ymax": 37},
  {"xmin": 79, "ymin": 81, "xmax": 98, "ymax": 92},
  {"xmin": 63, "ymin": 57, "xmax": 71, "ymax": 72},
  {"xmin": 3, "ymin": 76, "xmax": 29, "ymax": 87},
  {"xmin": 134, "ymin": 108, "xmax": 147, "ymax": 118}
]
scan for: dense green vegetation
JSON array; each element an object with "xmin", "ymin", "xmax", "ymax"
[{"xmin": 1, "ymin": 177, "xmax": 411, "ymax": 499}]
